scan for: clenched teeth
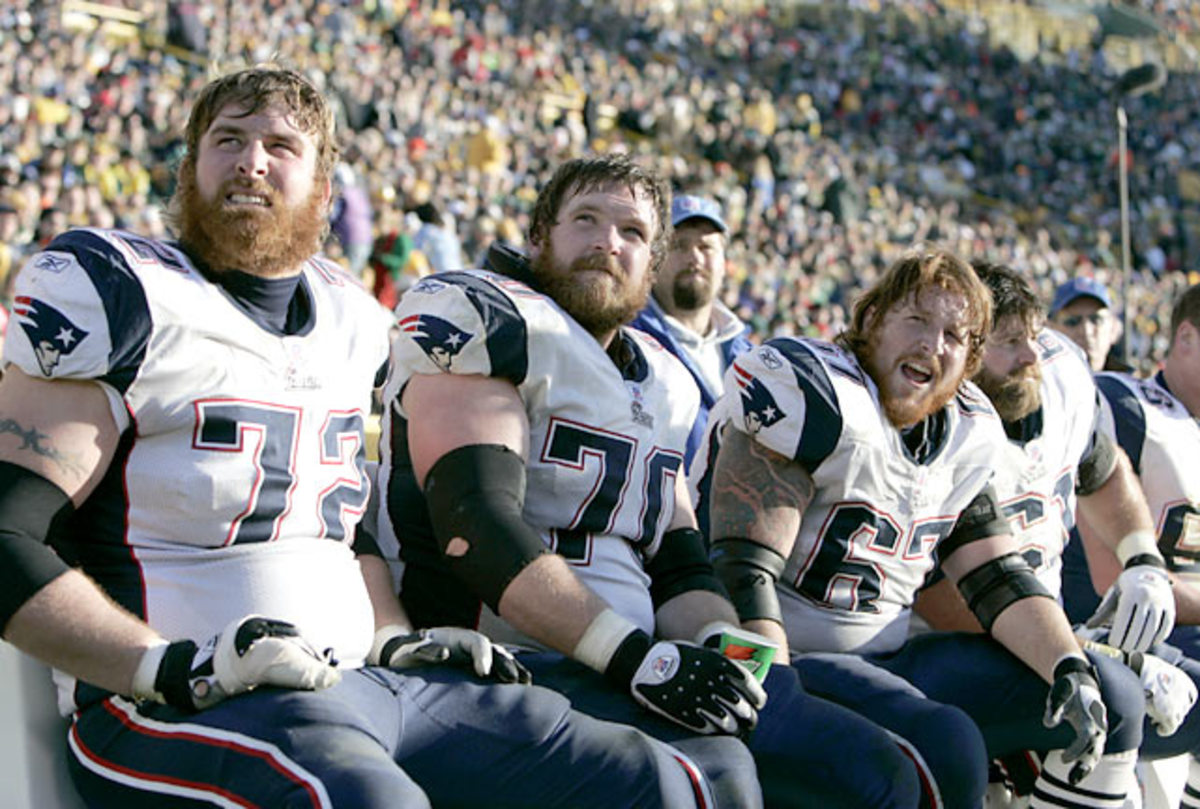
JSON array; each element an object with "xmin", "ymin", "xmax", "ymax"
[{"xmin": 228, "ymin": 194, "xmax": 269, "ymax": 206}]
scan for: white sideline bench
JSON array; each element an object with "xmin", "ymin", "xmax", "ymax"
[{"xmin": 0, "ymin": 643, "xmax": 87, "ymax": 809}]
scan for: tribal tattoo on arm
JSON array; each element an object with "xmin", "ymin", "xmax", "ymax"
[
  {"xmin": 0, "ymin": 417, "xmax": 91, "ymax": 482},
  {"xmin": 709, "ymin": 425, "xmax": 813, "ymax": 557}
]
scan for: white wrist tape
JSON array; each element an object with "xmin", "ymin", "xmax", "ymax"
[
  {"xmin": 573, "ymin": 608, "xmax": 639, "ymax": 673},
  {"xmin": 131, "ymin": 640, "xmax": 170, "ymax": 703},
  {"xmin": 1115, "ymin": 530, "xmax": 1161, "ymax": 567}
]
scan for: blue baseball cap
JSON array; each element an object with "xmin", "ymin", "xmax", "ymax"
[
  {"xmin": 671, "ymin": 195, "xmax": 727, "ymax": 232},
  {"xmin": 1050, "ymin": 277, "xmax": 1112, "ymax": 316}
]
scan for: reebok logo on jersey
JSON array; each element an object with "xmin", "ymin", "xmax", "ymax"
[
  {"xmin": 400, "ymin": 314, "xmax": 472, "ymax": 371},
  {"xmin": 32, "ymin": 253, "xmax": 71, "ymax": 274},
  {"xmin": 13, "ymin": 295, "xmax": 89, "ymax": 376},
  {"xmin": 733, "ymin": 364, "xmax": 786, "ymax": 434}
]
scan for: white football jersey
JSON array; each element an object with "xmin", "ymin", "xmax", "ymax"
[
  {"xmin": 1095, "ymin": 369, "xmax": 1200, "ymax": 582},
  {"xmin": 6, "ymin": 229, "xmax": 393, "ymax": 712},
  {"xmin": 988, "ymin": 330, "xmax": 1100, "ymax": 596},
  {"xmin": 690, "ymin": 337, "xmax": 1008, "ymax": 655},
  {"xmin": 379, "ymin": 270, "xmax": 701, "ymax": 645}
]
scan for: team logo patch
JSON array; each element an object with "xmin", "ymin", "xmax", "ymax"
[
  {"xmin": 400, "ymin": 314, "xmax": 472, "ymax": 371},
  {"xmin": 758, "ymin": 346, "xmax": 783, "ymax": 370},
  {"xmin": 650, "ymin": 653, "xmax": 678, "ymax": 681},
  {"xmin": 410, "ymin": 278, "xmax": 447, "ymax": 295},
  {"xmin": 626, "ymin": 382, "xmax": 654, "ymax": 429},
  {"xmin": 733, "ymin": 363, "xmax": 786, "ymax": 434},
  {"xmin": 12, "ymin": 295, "xmax": 89, "ymax": 377},
  {"xmin": 32, "ymin": 253, "xmax": 71, "ymax": 274}
]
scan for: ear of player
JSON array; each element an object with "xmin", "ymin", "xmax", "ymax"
[
  {"xmin": 371, "ymin": 624, "xmax": 531, "ymax": 684},
  {"xmin": 134, "ymin": 615, "xmax": 341, "ymax": 712},
  {"xmin": 1042, "ymin": 655, "xmax": 1108, "ymax": 785},
  {"xmin": 1086, "ymin": 551, "xmax": 1174, "ymax": 653}
]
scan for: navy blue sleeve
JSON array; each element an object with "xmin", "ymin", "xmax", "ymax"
[
  {"xmin": 1095, "ymin": 374, "xmax": 1147, "ymax": 474},
  {"xmin": 767, "ymin": 339, "xmax": 843, "ymax": 473},
  {"xmin": 441, "ymin": 271, "xmax": 528, "ymax": 386},
  {"xmin": 46, "ymin": 230, "xmax": 152, "ymax": 395}
]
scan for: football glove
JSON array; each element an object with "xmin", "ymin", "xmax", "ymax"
[
  {"xmin": 607, "ymin": 629, "xmax": 766, "ymax": 736},
  {"xmin": 141, "ymin": 615, "xmax": 341, "ymax": 712},
  {"xmin": 1043, "ymin": 655, "xmax": 1108, "ymax": 785},
  {"xmin": 370, "ymin": 625, "xmax": 531, "ymax": 684},
  {"xmin": 1128, "ymin": 651, "xmax": 1197, "ymax": 737},
  {"xmin": 1086, "ymin": 557, "xmax": 1174, "ymax": 653}
]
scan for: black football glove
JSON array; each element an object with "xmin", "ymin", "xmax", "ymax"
[{"xmin": 605, "ymin": 629, "xmax": 766, "ymax": 736}]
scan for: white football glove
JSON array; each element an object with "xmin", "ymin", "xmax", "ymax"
[
  {"xmin": 1043, "ymin": 656, "xmax": 1107, "ymax": 785},
  {"xmin": 1129, "ymin": 651, "xmax": 1197, "ymax": 737},
  {"xmin": 137, "ymin": 615, "xmax": 341, "ymax": 712},
  {"xmin": 1087, "ymin": 560, "xmax": 1175, "ymax": 653},
  {"xmin": 370, "ymin": 625, "xmax": 531, "ymax": 684}
]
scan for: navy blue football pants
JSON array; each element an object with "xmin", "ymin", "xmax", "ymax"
[
  {"xmin": 792, "ymin": 653, "xmax": 988, "ymax": 809},
  {"xmin": 67, "ymin": 665, "xmax": 719, "ymax": 808},
  {"xmin": 520, "ymin": 650, "xmax": 924, "ymax": 809},
  {"xmin": 871, "ymin": 632, "xmax": 1144, "ymax": 759}
]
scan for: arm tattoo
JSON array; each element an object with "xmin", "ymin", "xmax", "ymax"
[
  {"xmin": 709, "ymin": 427, "xmax": 813, "ymax": 556},
  {"xmin": 0, "ymin": 418, "xmax": 89, "ymax": 480}
]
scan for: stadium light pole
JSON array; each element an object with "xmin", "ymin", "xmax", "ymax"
[{"xmin": 1114, "ymin": 63, "xmax": 1166, "ymax": 364}]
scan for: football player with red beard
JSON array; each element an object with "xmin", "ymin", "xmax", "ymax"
[
  {"xmin": 694, "ymin": 246, "xmax": 1147, "ymax": 809},
  {"xmin": 0, "ymin": 66, "xmax": 723, "ymax": 808}
]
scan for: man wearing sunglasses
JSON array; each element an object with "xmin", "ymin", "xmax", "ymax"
[{"xmin": 1049, "ymin": 278, "xmax": 1133, "ymax": 373}]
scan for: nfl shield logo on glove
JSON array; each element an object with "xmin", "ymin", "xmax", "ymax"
[{"xmin": 650, "ymin": 652, "xmax": 679, "ymax": 681}]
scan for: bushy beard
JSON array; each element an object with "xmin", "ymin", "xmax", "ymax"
[
  {"xmin": 671, "ymin": 269, "xmax": 713, "ymax": 311},
  {"xmin": 975, "ymin": 364, "xmax": 1043, "ymax": 422},
  {"xmin": 862, "ymin": 342, "xmax": 961, "ymax": 428},
  {"xmin": 530, "ymin": 249, "xmax": 651, "ymax": 338},
  {"xmin": 173, "ymin": 163, "xmax": 327, "ymax": 278}
]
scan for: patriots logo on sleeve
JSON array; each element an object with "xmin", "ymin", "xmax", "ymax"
[
  {"xmin": 400, "ymin": 313, "xmax": 473, "ymax": 371},
  {"xmin": 734, "ymin": 363, "xmax": 786, "ymax": 434},
  {"xmin": 12, "ymin": 295, "xmax": 90, "ymax": 376}
]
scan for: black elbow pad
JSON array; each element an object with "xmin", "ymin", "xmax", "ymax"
[
  {"xmin": 0, "ymin": 462, "xmax": 74, "ymax": 633},
  {"xmin": 645, "ymin": 527, "xmax": 728, "ymax": 609},
  {"xmin": 711, "ymin": 536, "xmax": 787, "ymax": 624},
  {"xmin": 423, "ymin": 444, "xmax": 549, "ymax": 611},
  {"xmin": 956, "ymin": 552, "xmax": 1052, "ymax": 632}
]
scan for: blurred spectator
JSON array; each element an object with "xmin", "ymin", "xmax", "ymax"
[
  {"xmin": 369, "ymin": 229, "xmax": 416, "ymax": 312},
  {"xmin": 330, "ymin": 163, "xmax": 374, "ymax": 277},
  {"xmin": 0, "ymin": 202, "xmax": 26, "ymax": 303},
  {"xmin": 410, "ymin": 202, "xmax": 464, "ymax": 274}
]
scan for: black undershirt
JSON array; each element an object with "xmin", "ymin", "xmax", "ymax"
[{"xmin": 215, "ymin": 269, "xmax": 312, "ymax": 336}]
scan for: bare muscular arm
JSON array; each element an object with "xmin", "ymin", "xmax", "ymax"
[
  {"xmin": 708, "ymin": 424, "xmax": 813, "ymax": 658},
  {"xmin": 1, "ymin": 368, "xmax": 165, "ymax": 695}
]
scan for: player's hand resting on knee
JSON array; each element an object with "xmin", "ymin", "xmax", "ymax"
[
  {"xmin": 607, "ymin": 631, "xmax": 767, "ymax": 736},
  {"xmin": 1129, "ymin": 651, "xmax": 1197, "ymax": 737},
  {"xmin": 133, "ymin": 615, "xmax": 341, "ymax": 712},
  {"xmin": 371, "ymin": 625, "xmax": 532, "ymax": 684},
  {"xmin": 1043, "ymin": 655, "xmax": 1108, "ymax": 784}
]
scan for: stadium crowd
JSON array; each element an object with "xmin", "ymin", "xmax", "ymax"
[{"xmin": 1, "ymin": 0, "xmax": 1200, "ymax": 361}]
